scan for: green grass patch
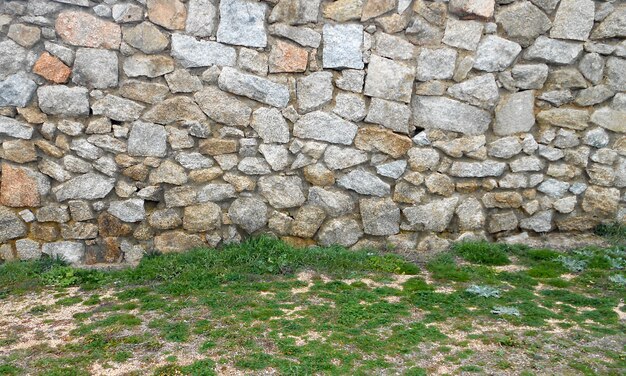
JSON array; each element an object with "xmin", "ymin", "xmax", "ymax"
[{"xmin": 453, "ymin": 241, "xmax": 511, "ymax": 266}]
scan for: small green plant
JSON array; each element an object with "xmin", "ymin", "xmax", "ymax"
[
  {"xmin": 594, "ymin": 223, "xmax": 626, "ymax": 244},
  {"xmin": 608, "ymin": 274, "xmax": 626, "ymax": 285},
  {"xmin": 454, "ymin": 242, "xmax": 510, "ymax": 266},
  {"xmin": 557, "ymin": 256, "xmax": 587, "ymax": 273},
  {"xmin": 41, "ymin": 266, "xmax": 79, "ymax": 287},
  {"xmin": 491, "ymin": 306, "xmax": 520, "ymax": 317},
  {"xmin": 466, "ymin": 285, "xmax": 500, "ymax": 298}
]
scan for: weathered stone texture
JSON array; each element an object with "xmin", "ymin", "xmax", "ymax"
[{"xmin": 0, "ymin": 0, "xmax": 622, "ymax": 263}]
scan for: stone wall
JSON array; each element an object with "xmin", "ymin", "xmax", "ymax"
[{"xmin": 0, "ymin": 0, "xmax": 625, "ymax": 264}]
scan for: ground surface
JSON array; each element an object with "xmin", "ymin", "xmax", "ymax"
[{"xmin": 0, "ymin": 232, "xmax": 625, "ymax": 376}]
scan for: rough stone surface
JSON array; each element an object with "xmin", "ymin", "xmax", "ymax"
[
  {"xmin": 404, "ymin": 197, "xmax": 459, "ymax": 232},
  {"xmin": 229, "ymin": 197, "xmax": 267, "ymax": 233},
  {"xmin": 55, "ymin": 11, "xmax": 121, "ymax": 49},
  {"xmin": 147, "ymin": 0, "xmax": 187, "ymax": 30},
  {"xmin": 33, "ymin": 52, "xmax": 71, "ymax": 84},
  {"xmin": 171, "ymin": 34, "xmax": 236, "ymax": 68},
  {"xmin": 317, "ymin": 218, "xmax": 363, "ymax": 247},
  {"xmin": 337, "ymin": 170, "xmax": 391, "ymax": 197},
  {"xmin": 124, "ymin": 22, "xmax": 170, "ymax": 54},
  {"xmin": 219, "ymin": 67, "xmax": 290, "ymax": 108},
  {"xmin": 54, "ymin": 173, "xmax": 115, "ymax": 202},
  {"xmin": 0, "ymin": 73, "xmax": 37, "ymax": 107},
  {"xmin": 474, "ymin": 36, "xmax": 522, "ymax": 72},
  {"xmin": 42, "ymin": 241, "xmax": 84, "ymax": 264},
  {"xmin": 128, "ymin": 121, "xmax": 167, "ymax": 157},
  {"xmin": 525, "ymin": 36, "xmax": 583, "ymax": 65},
  {"xmin": 297, "ymin": 72, "xmax": 333, "ymax": 113},
  {"xmin": 37, "ymin": 86, "xmax": 90, "ymax": 117},
  {"xmin": 0, "ymin": 0, "xmax": 621, "ymax": 263},
  {"xmin": 494, "ymin": 91, "xmax": 536, "ymax": 136},
  {"xmin": 294, "ymin": 111, "xmax": 358, "ymax": 145},
  {"xmin": 412, "ymin": 96, "xmax": 491, "ymax": 135},
  {"xmin": 259, "ymin": 176, "xmax": 306, "ymax": 209},
  {"xmin": 364, "ymin": 55, "xmax": 415, "ymax": 103},
  {"xmin": 217, "ymin": 0, "xmax": 267, "ymax": 48},
  {"xmin": 323, "ymin": 24, "xmax": 364, "ymax": 70},
  {"xmin": 496, "ymin": 1, "xmax": 551, "ymax": 47},
  {"xmin": 550, "ymin": 0, "xmax": 595, "ymax": 41}
]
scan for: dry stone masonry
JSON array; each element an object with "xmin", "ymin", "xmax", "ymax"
[{"xmin": 0, "ymin": 0, "xmax": 625, "ymax": 264}]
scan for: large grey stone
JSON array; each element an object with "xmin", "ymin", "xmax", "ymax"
[
  {"xmin": 72, "ymin": 48, "xmax": 118, "ymax": 89},
  {"xmin": 442, "ymin": 19, "xmax": 483, "ymax": 51},
  {"xmin": 606, "ymin": 58, "xmax": 626, "ymax": 92},
  {"xmin": 495, "ymin": 1, "xmax": 551, "ymax": 47},
  {"xmin": 0, "ymin": 117, "xmax": 33, "ymax": 140},
  {"xmin": 0, "ymin": 206, "xmax": 27, "ymax": 243},
  {"xmin": 511, "ymin": 64, "xmax": 549, "ymax": 90},
  {"xmin": 403, "ymin": 197, "xmax": 459, "ymax": 232},
  {"xmin": 251, "ymin": 108, "xmax": 290, "ymax": 144},
  {"xmin": 333, "ymin": 93, "xmax": 367, "ymax": 122},
  {"xmin": 520, "ymin": 210, "xmax": 554, "ymax": 233},
  {"xmin": 124, "ymin": 22, "xmax": 170, "ymax": 54},
  {"xmin": 494, "ymin": 91, "xmax": 536, "ymax": 136},
  {"xmin": 591, "ymin": 108, "xmax": 626, "ymax": 133},
  {"xmin": 42, "ymin": 241, "xmax": 84, "ymax": 264},
  {"xmin": 374, "ymin": 32, "xmax": 416, "ymax": 60},
  {"xmin": 229, "ymin": 197, "xmax": 267, "ymax": 233},
  {"xmin": 365, "ymin": 98, "xmax": 411, "ymax": 134},
  {"xmin": 194, "ymin": 87, "xmax": 252, "ymax": 127},
  {"xmin": 259, "ymin": 176, "xmax": 306, "ymax": 209},
  {"xmin": 128, "ymin": 121, "xmax": 167, "ymax": 157},
  {"xmin": 337, "ymin": 169, "xmax": 391, "ymax": 197},
  {"xmin": 0, "ymin": 73, "xmax": 37, "ymax": 107},
  {"xmin": 524, "ymin": 36, "xmax": 583, "ymax": 65},
  {"xmin": 297, "ymin": 72, "xmax": 334, "ymax": 113},
  {"xmin": 456, "ymin": 197, "xmax": 485, "ymax": 231},
  {"xmin": 474, "ymin": 36, "xmax": 522, "ymax": 72},
  {"xmin": 538, "ymin": 179, "xmax": 570, "ymax": 197},
  {"xmin": 447, "ymin": 74, "xmax": 500, "ymax": 109},
  {"xmin": 37, "ymin": 86, "xmax": 90, "ymax": 117},
  {"xmin": 361, "ymin": 198, "xmax": 400, "ymax": 236},
  {"xmin": 322, "ymin": 23, "xmax": 364, "ymax": 69},
  {"xmin": 449, "ymin": 161, "xmax": 507, "ymax": 177},
  {"xmin": 591, "ymin": 5, "xmax": 626, "ymax": 39},
  {"xmin": 108, "ymin": 199, "xmax": 145, "ymax": 223},
  {"xmin": 550, "ymin": 0, "xmax": 595, "ymax": 41},
  {"xmin": 218, "ymin": 67, "xmax": 290, "ymax": 108},
  {"xmin": 293, "ymin": 111, "xmax": 358, "ymax": 145},
  {"xmin": 308, "ymin": 187, "xmax": 355, "ymax": 217},
  {"xmin": 412, "ymin": 96, "xmax": 491, "ymax": 135},
  {"xmin": 269, "ymin": 23, "xmax": 322, "ymax": 48},
  {"xmin": 53, "ymin": 173, "xmax": 115, "ymax": 202},
  {"xmin": 217, "ymin": 0, "xmax": 267, "ymax": 48},
  {"xmin": 269, "ymin": 0, "xmax": 321, "ymax": 25},
  {"xmin": 364, "ymin": 55, "xmax": 416, "ymax": 103},
  {"xmin": 537, "ymin": 108, "xmax": 590, "ymax": 130},
  {"xmin": 186, "ymin": 0, "xmax": 218, "ymax": 37},
  {"xmin": 416, "ymin": 47, "xmax": 457, "ymax": 81},
  {"xmin": 238, "ymin": 157, "xmax": 272, "ymax": 175},
  {"xmin": 317, "ymin": 218, "xmax": 363, "ymax": 247},
  {"xmin": 91, "ymin": 95, "xmax": 145, "ymax": 122},
  {"xmin": 123, "ymin": 54, "xmax": 176, "ymax": 78},
  {"xmin": 198, "ymin": 184, "xmax": 236, "ymax": 202},
  {"xmin": 578, "ymin": 53, "xmax": 605, "ymax": 85},
  {"xmin": 183, "ymin": 203, "xmax": 222, "ymax": 232},
  {"xmin": 323, "ymin": 146, "xmax": 369, "ymax": 170},
  {"xmin": 0, "ymin": 40, "xmax": 27, "ymax": 80},
  {"xmin": 171, "ymin": 34, "xmax": 237, "ymax": 68}
]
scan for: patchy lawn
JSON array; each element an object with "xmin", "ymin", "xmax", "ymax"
[{"xmin": 0, "ymin": 232, "xmax": 624, "ymax": 376}]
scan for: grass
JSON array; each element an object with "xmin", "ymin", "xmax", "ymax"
[{"xmin": 0, "ymin": 232, "xmax": 624, "ymax": 375}]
